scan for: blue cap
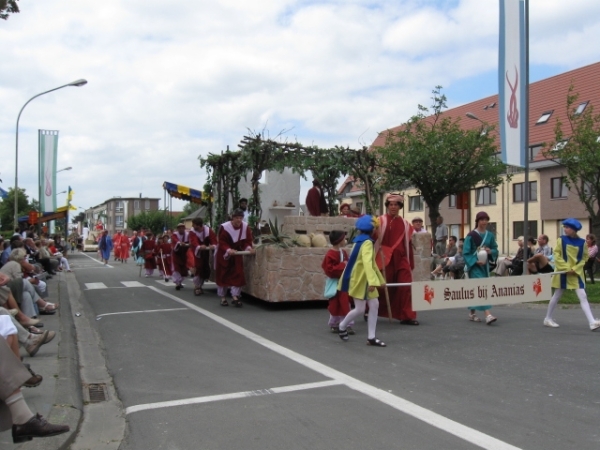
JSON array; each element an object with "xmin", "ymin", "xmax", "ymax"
[
  {"xmin": 562, "ymin": 218, "xmax": 582, "ymax": 231},
  {"xmin": 355, "ymin": 215, "xmax": 374, "ymax": 232}
]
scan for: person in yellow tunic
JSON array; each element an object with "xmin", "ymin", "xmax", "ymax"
[
  {"xmin": 544, "ymin": 218, "xmax": 600, "ymax": 331},
  {"xmin": 337, "ymin": 215, "xmax": 387, "ymax": 347}
]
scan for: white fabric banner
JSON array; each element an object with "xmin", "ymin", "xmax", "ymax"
[
  {"xmin": 499, "ymin": 0, "xmax": 526, "ymax": 168},
  {"xmin": 38, "ymin": 130, "xmax": 59, "ymax": 213},
  {"xmin": 412, "ymin": 274, "xmax": 552, "ymax": 311}
]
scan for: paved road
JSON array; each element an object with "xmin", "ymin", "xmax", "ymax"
[{"xmin": 68, "ymin": 252, "xmax": 599, "ymax": 450}]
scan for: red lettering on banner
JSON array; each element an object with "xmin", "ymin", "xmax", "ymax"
[{"xmin": 423, "ymin": 285, "xmax": 434, "ymax": 304}]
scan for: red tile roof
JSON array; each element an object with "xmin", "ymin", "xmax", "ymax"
[{"xmin": 339, "ymin": 61, "xmax": 600, "ymax": 194}]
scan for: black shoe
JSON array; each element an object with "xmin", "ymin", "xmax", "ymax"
[
  {"xmin": 175, "ymin": 285, "xmax": 181, "ymax": 291},
  {"xmin": 12, "ymin": 413, "xmax": 69, "ymax": 443}
]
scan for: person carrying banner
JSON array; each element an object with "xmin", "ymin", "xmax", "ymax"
[
  {"xmin": 189, "ymin": 218, "xmax": 217, "ymax": 295},
  {"xmin": 374, "ymin": 192, "xmax": 417, "ymax": 325},
  {"xmin": 543, "ymin": 219, "xmax": 600, "ymax": 330},
  {"xmin": 463, "ymin": 211, "xmax": 498, "ymax": 324},
  {"xmin": 215, "ymin": 209, "xmax": 255, "ymax": 307},
  {"xmin": 337, "ymin": 216, "xmax": 386, "ymax": 347}
]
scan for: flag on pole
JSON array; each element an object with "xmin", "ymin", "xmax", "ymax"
[
  {"xmin": 0, "ymin": 187, "xmax": 8, "ymax": 200},
  {"xmin": 67, "ymin": 186, "xmax": 74, "ymax": 202},
  {"xmin": 499, "ymin": 0, "xmax": 526, "ymax": 167},
  {"xmin": 38, "ymin": 130, "xmax": 59, "ymax": 212}
]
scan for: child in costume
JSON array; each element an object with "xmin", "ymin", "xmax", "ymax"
[
  {"xmin": 321, "ymin": 230, "xmax": 353, "ymax": 333},
  {"xmin": 338, "ymin": 215, "xmax": 387, "ymax": 347},
  {"xmin": 155, "ymin": 234, "xmax": 173, "ymax": 281},
  {"xmin": 544, "ymin": 218, "xmax": 600, "ymax": 330}
]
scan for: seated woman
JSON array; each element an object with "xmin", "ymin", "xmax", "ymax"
[
  {"xmin": 47, "ymin": 240, "xmax": 71, "ymax": 272},
  {"xmin": 509, "ymin": 237, "xmax": 535, "ymax": 276},
  {"xmin": 443, "ymin": 244, "xmax": 465, "ymax": 279},
  {"xmin": 583, "ymin": 234, "xmax": 598, "ymax": 284}
]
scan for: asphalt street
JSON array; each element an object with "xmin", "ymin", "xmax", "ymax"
[{"xmin": 16, "ymin": 251, "xmax": 600, "ymax": 450}]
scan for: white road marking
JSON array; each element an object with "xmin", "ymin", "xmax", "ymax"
[
  {"xmin": 155, "ymin": 280, "xmax": 171, "ymax": 286},
  {"xmin": 85, "ymin": 283, "xmax": 108, "ymax": 290},
  {"xmin": 79, "ymin": 252, "xmax": 113, "ymax": 267},
  {"xmin": 121, "ymin": 281, "xmax": 145, "ymax": 288},
  {"xmin": 96, "ymin": 308, "xmax": 187, "ymax": 319},
  {"xmin": 141, "ymin": 286, "xmax": 522, "ymax": 450},
  {"xmin": 125, "ymin": 380, "xmax": 343, "ymax": 415}
]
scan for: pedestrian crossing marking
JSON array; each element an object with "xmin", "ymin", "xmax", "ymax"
[
  {"xmin": 86, "ymin": 283, "xmax": 108, "ymax": 290},
  {"xmin": 121, "ymin": 281, "xmax": 145, "ymax": 288}
]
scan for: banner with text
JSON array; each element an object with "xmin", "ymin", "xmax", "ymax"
[
  {"xmin": 412, "ymin": 274, "xmax": 552, "ymax": 311},
  {"xmin": 499, "ymin": 0, "xmax": 526, "ymax": 167},
  {"xmin": 38, "ymin": 130, "xmax": 59, "ymax": 213}
]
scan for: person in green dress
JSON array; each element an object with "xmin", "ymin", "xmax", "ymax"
[{"xmin": 463, "ymin": 211, "xmax": 499, "ymax": 324}]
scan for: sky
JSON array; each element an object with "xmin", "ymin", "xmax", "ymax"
[{"xmin": 1, "ymin": 0, "xmax": 600, "ymax": 218}]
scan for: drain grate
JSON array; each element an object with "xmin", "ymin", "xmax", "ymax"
[{"xmin": 83, "ymin": 383, "xmax": 108, "ymax": 403}]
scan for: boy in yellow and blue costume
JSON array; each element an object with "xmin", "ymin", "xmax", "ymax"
[
  {"xmin": 337, "ymin": 215, "xmax": 387, "ymax": 347},
  {"xmin": 544, "ymin": 218, "xmax": 600, "ymax": 331}
]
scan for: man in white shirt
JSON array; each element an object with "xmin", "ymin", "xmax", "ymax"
[
  {"xmin": 411, "ymin": 217, "xmax": 428, "ymax": 233},
  {"xmin": 434, "ymin": 216, "xmax": 448, "ymax": 256}
]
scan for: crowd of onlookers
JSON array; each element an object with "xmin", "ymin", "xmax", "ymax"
[{"xmin": 1, "ymin": 225, "xmax": 70, "ymax": 443}]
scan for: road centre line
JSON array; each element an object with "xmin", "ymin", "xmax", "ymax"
[
  {"xmin": 141, "ymin": 286, "xmax": 521, "ymax": 450},
  {"xmin": 79, "ymin": 252, "xmax": 113, "ymax": 267},
  {"xmin": 96, "ymin": 308, "xmax": 188, "ymax": 319},
  {"xmin": 125, "ymin": 380, "xmax": 343, "ymax": 415}
]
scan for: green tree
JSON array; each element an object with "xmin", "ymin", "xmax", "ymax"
[
  {"xmin": 182, "ymin": 202, "xmax": 197, "ymax": 216},
  {"xmin": 127, "ymin": 210, "xmax": 178, "ymax": 236},
  {"xmin": 0, "ymin": 187, "xmax": 31, "ymax": 231},
  {"xmin": 0, "ymin": 0, "xmax": 19, "ymax": 20},
  {"xmin": 544, "ymin": 83, "xmax": 600, "ymax": 237},
  {"xmin": 377, "ymin": 86, "xmax": 505, "ymax": 235}
]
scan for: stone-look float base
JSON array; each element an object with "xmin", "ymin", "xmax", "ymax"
[{"xmin": 242, "ymin": 217, "xmax": 433, "ymax": 302}]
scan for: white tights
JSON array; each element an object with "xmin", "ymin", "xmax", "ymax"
[
  {"xmin": 546, "ymin": 289, "xmax": 596, "ymax": 324},
  {"xmin": 339, "ymin": 298, "xmax": 379, "ymax": 340}
]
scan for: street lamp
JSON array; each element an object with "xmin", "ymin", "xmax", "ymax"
[
  {"xmin": 14, "ymin": 79, "xmax": 88, "ymax": 228},
  {"xmin": 56, "ymin": 190, "xmax": 67, "ymax": 195},
  {"xmin": 57, "ymin": 166, "xmax": 72, "ymax": 173}
]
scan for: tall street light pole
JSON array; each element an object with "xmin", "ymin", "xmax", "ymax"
[{"xmin": 14, "ymin": 79, "xmax": 87, "ymax": 229}]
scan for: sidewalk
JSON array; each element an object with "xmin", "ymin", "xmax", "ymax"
[{"xmin": 0, "ymin": 266, "xmax": 125, "ymax": 449}]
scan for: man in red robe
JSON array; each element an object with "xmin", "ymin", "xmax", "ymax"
[
  {"xmin": 170, "ymin": 223, "xmax": 191, "ymax": 290},
  {"xmin": 112, "ymin": 230, "xmax": 124, "ymax": 262},
  {"xmin": 375, "ymin": 192, "xmax": 418, "ymax": 325},
  {"xmin": 189, "ymin": 218, "xmax": 217, "ymax": 296},
  {"xmin": 215, "ymin": 209, "xmax": 255, "ymax": 307},
  {"xmin": 305, "ymin": 179, "xmax": 328, "ymax": 216}
]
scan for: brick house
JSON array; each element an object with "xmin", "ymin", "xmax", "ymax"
[
  {"xmin": 338, "ymin": 62, "xmax": 600, "ymax": 256},
  {"xmin": 85, "ymin": 196, "xmax": 161, "ymax": 235}
]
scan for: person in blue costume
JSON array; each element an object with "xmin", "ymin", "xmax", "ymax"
[
  {"xmin": 463, "ymin": 211, "xmax": 498, "ymax": 324},
  {"xmin": 97, "ymin": 230, "xmax": 113, "ymax": 266},
  {"xmin": 338, "ymin": 215, "xmax": 387, "ymax": 347},
  {"xmin": 543, "ymin": 218, "xmax": 600, "ymax": 331}
]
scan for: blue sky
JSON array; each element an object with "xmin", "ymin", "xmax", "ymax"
[{"xmin": 1, "ymin": 0, "xmax": 599, "ymax": 217}]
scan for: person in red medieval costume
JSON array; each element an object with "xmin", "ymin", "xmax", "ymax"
[
  {"xmin": 215, "ymin": 209, "xmax": 255, "ymax": 307},
  {"xmin": 374, "ymin": 192, "xmax": 418, "ymax": 325},
  {"xmin": 189, "ymin": 217, "xmax": 217, "ymax": 296},
  {"xmin": 141, "ymin": 231, "xmax": 157, "ymax": 277},
  {"xmin": 170, "ymin": 223, "xmax": 191, "ymax": 290},
  {"xmin": 119, "ymin": 231, "xmax": 130, "ymax": 263},
  {"xmin": 155, "ymin": 234, "xmax": 173, "ymax": 281},
  {"xmin": 112, "ymin": 230, "xmax": 125, "ymax": 262},
  {"xmin": 305, "ymin": 179, "xmax": 328, "ymax": 216}
]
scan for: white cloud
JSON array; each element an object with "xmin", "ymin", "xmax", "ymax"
[{"xmin": 1, "ymin": 0, "xmax": 599, "ymax": 219}]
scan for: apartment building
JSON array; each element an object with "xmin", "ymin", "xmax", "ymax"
[
  {"xmin": 85, "ymin": 196, "xmax": 160, "ymax": 234},
  {"xmin": 339, "ymin": 62, "xmax": 600, "ymax": 256}
]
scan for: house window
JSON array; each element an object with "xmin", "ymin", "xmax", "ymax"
[
  {"xmin": 513, "ymin": 221, "xmax": 538, "ymax": 240},
  {"xmin": 115, "ymin": 215, "xmax": 124, "ymax": 227},
  {"xmin": 448, "ymin": 194, "xmax": 456, "ymax": 208},
  {"xmin": 551, "ymin": 177, "xmax": 568, "ymax": 199},
  {"xmin": 536, "ymin": 111, "xmax": 553, "ymax": 124},
  {"xmin": 574, "ymin": 101, "xmax": 588, "ymax": 116},
  {"xmin": 513, "ymin": 181, "xmax": 537, "ymax": 202},
  {"xmin": 552, "ymin": 140, "xmax": 569, "ymax": 151},
  {"xmin": 487, "ymin": 222, "xmax": 497, "ymax": 235},
  {"xmin": 476, "ymin": 187, "xmax": 496, "ymax": 205},
  {"xmin": 115, "ymin": 201, "xmax": 123, "ymax": 212},
  {"xmin": 409, "ymin": 195, "xmax": 424, "ymax": 211},
  {"xmin": 355, "ymin": 202, "xmax": 363, "ymax": 214},
  {"xmin": 528, "ymin": 145, "xmax": 542, "ymax": 161},
  {"xmin": 145, "ymin": 200, "xmax": 150, "ymax": 210},
  {"xmin": 134, "ymin": 200, "xmax": 140, "ymax": 210},
  {"xmin": 449, "ymin": 224, "xmax": 459, "ymax": 239}
]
